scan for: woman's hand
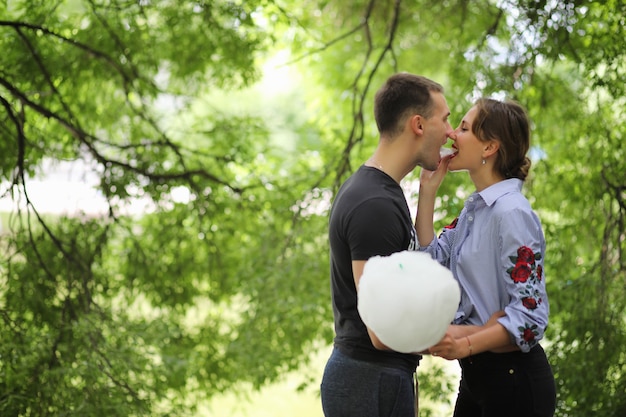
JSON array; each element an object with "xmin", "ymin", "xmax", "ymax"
[
  {"xmin": 428, "ymin": 312, "xmax": 519, "ymax": 359},
  {"xmin": 419, "ymin": 155, "xmax": 452, "ymax": 194},
  {"xmin": 486, "ymin": 310, "xmax": 506, "ymax": 327},
  {"xmin": 427, "ymin": 331, "xmax": 468, "ymax": 360}
]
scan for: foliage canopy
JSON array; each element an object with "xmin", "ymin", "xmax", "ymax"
[{"xmin": 0, "ymin": 1, "xmax": 624, "ymax": 416}]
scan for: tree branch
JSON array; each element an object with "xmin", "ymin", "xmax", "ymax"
[
  {"xmin": 0, "ymin": 76, "xmax": 244, "ymax": 193},
  {"xmin": 333, "ymin": 0, "xmax": 402, "ymax": 190}
]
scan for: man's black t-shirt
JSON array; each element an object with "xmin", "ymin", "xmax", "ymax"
[{"xmin": 328, "ymin": 165, "xmax": 420, "ymax": 372}]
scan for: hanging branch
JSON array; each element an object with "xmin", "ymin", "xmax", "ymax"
[
  {"xmin": 0, "ymin": 76, "xmax": 244, "ymax": 194},
  {"xmin": 0, "ymin": 18, "xmax": 224, "ymax": 190},
  {"xmin": 280, "ymin": 0, "xmax": 404, "ymax": 256},
  {"xmin": 601, "ymin": 166, "xmax": 626, "ymax": 271},
  {"xmin": 333, "ymin": 0, "xmax": 402, "ymax": 190}
]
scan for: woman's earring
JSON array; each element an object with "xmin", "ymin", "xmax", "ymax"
[{"xmin": 482, "ymin": 159, "xmax": 486, "ymax": 165}]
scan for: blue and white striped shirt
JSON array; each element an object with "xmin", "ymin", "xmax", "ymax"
[{"xmin": 419, "ymin": 178, "xmax": 548, "ymax": 352}]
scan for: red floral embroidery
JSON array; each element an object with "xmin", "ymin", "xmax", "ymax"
[
  {"xmin": 519, "ymin": 323, "xmax": 539, "ymax": 346},
  {"xmin": 509, "ymin": 246, "xmax": 544, "ymax": 349},
  {"xmin": 507, "ymin": 245, "xmax": 542, "ymax": 285},
  {"xmin": 507, "ymin": 245, "xmax": 543, "ymax": 313},
  {"xmin": 536, "ymin": 265, "xmax": 543, "ymax": 281},
  {"xmin": 444, "ymin": 217, "xmax": 459, "ymax": 229},
  {"xmin": 522, "ymin": 297, "xmax": 538, "ymax": 310},
  {"xmin": 519, "ymin": 287, "xmax": 542, "ymax": 311},
  {"xmin": 511, "ymin": 263, "xmax": 532, "ymax": 283},
  {"xmin": 517, "ymin": 246, "xmax": 535, "ymax": 264}
]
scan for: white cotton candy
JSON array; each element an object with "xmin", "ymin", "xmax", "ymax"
[
  {"xmin": 357, "ymin": 251, "xmax": 460, "ymax": 353},
  {"xmin": 439, "ymin": 147, "xmax": 456, "ymax": 158}
]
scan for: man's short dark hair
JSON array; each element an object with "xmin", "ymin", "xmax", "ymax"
[{"xmin": 374, "ymin": 73, "xmax": 444, "ymax": 138}]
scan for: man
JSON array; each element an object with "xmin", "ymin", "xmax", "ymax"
[{"xmin": 321, "ymin": 73, "xmax": 454, "ymax": 417}]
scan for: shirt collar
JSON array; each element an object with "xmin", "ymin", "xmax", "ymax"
[{"xmin": 476, "ymin": 178, "xmax": 523, "ymax": 207}]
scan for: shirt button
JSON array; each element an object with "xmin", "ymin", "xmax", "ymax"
[
  {"xmin": 509, "ymin": 369, "xmax": 515, "ymax": 374},
  {"xmin": 468, "ymin": 216, "xmax": 473, "ymax": 221},
  {"xmin": 469, "ymin": 196, "xmax": 474, "ymax": 202}
]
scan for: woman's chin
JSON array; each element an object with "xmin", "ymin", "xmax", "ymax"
[{"xmin": 447, "ymin": 163, "xmax": 467, "ymax": 173}]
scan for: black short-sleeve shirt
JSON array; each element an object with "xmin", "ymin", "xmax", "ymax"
[{"xmin": 328, "ymin": 165, "xmax": 420, "ymax": 371}]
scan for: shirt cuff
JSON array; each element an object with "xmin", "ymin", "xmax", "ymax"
[{"xmin": 418, "ymin": 236, "xmax": 437, "ymax": 251}]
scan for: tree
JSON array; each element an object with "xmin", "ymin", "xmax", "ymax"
[
  {"xmin": 279, "ymin": 1, "xmax": 626, "ymax": 415},
  {"xmin": 1, "ymin": 1, "xmax": 330, "ymax": 415},
  {"xmin": 1, "ymin": 1, "xmax": 624, "ymax": 416},
  {"xmin": 514, "ymin": 1, "xmax": 626, "ymax": 414}
]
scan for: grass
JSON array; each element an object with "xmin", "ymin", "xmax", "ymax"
[
  {"xmin": 204, "ymin": 379, "xmax": 323, "ymax": 417},
  {"xmin": 203, "ymin": 346, "xmax": 330, "ymax": 417},
  {"xmin": 204, "ymin": 345, "xmax": 458, "ymax": 417}
]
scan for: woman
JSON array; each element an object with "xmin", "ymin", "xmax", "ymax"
[{"xmin": 415, "ymin": 98, "xmax": 556, "ymax": 417}]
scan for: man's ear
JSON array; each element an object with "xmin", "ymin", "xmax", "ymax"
[
  {"xmin": 409, "ymin": 114, "xmax": 424, "ymax": 135},
  {"xmin": 482, "ymin": 140, "xmax": 500, "ymax": 159}
]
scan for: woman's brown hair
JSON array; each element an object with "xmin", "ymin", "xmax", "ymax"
[{"xmin": 471, "ymin": 98, "xmax": 532, "ymax": 181}]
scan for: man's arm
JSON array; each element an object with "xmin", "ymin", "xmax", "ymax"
[{"xmin": 352, "ymin": 259, "xmax": 392, "ymax": 351}]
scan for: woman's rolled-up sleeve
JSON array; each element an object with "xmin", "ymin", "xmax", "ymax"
[{"xmin": 495, "ymin": 208, "xmax": 549, "ymax": 352}]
